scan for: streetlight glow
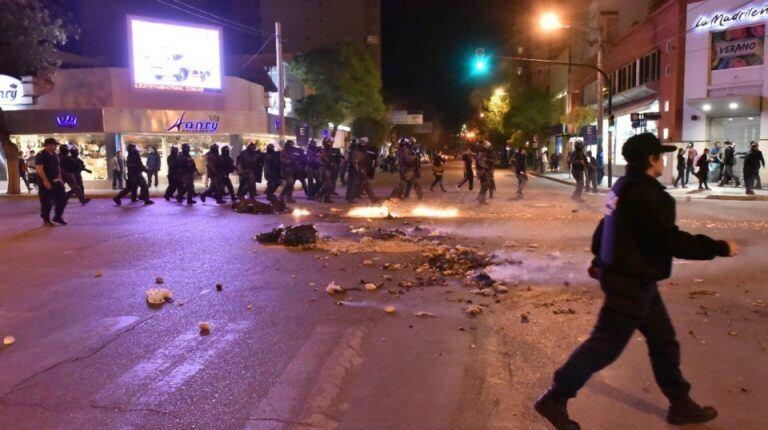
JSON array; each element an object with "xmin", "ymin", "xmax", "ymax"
[
  {"xmin": 494, "ymin": 87, "xmax": 506, "ymax": 97},
  {"xmin": 540, "ymin": 12, "xmax": 564, "ymax": 31}
]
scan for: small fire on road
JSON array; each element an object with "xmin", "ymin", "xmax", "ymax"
[
  {"xmin": 347, "ymin": 205, "xmax": 392, "ymax": 218},
  {"xmin": 292, "ymin": 208, "xmax": 311, "ymax": 219},
  {"xmin": 411, "ymin": 206, "xmax": 459, "ymax": 218}
]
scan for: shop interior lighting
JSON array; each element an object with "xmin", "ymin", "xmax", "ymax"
[
  {"xmin": 702, "ymin": 104, "xmax": 712, "ymax": 112},
  {"xmin": 729, "ymin": 102, "xmax": 739, "ymax": 110}
]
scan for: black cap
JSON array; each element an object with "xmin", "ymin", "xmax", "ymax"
[
  {"xmin": 43, "ymin": 138, "xmax": 58, "ymax": 146},
  {"xmin": 622, "ymin": 133, "xmax": 676, "ymax": 163}
]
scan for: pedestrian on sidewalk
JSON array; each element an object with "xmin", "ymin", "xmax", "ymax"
[
  {"xmin": 718, "ymin": 141, "xmax": 740, "ymax": 187},
  {"xmin": 514, "ymin": 147, "xmax": 528, "ymax": 198},
  {"xmin": 26, "ymin": 150, "xmax": 39, "ymax": 190},
  {"xmin": 456, "ymin": 146, "xmax": 474, "ymax": 190},
  {"xmin": 18, "ymin": 156, "xmax": 32, "ymax": 193},
  {"xmin": 429, "ymin": 153, "xmax": 447, "ymax": 192},
  {"xmin": 110, "ymin": 152, "xmax": 125, "ymax": 190},
  {"xmin": 685, "ymin": 142, "xmax": 698, "ymax": 185},
  {"xmin": 540, "ymin": 148, "xmax": 548, "ymax": 174},
  {"xmin": 747, "ymin": 141, "xmax": 764, "ymax": 190},
  {"xmin": 113, "ymin": 144, "xmax": 154, "ymax": 206},
  {"xmin": 535, "ymin": 133, "xmax": 741, "ymax": 430},
  {"xmin": 673, "ymin": 148, "xmax": 687, "ymax": 188},
  {"xmin": 569, "ymin": 142, "xmax": 587, "ymax": 202},
  {"xmin": 145, "ymin": 147, "xmax": 161, "ymax": 188},
  {"xmin": 744, "ymin": 143, "xmax": 764, "ymax": 195},
  {"xmin": 696, "ymin": 147, "xmax": 711, "ymax": 190},
  {"xmin": 710, "ymin": 141, "xmax": 723, "ymax": 182},
  {"xmin": 586, "ymin": 150, "xmax": 599, "ymax": 193},
  {"xmin": 35, "ymin": 138, "xmax": 68, "ymax": 226}
]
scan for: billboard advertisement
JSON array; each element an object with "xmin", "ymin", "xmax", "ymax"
[
  {"xmin": 711, "ymin": 24, "xmax": 765, "ymax": 70},
  {"xmin": 128, "ymin": 16, "xmax": 222, "ymax": 92}
]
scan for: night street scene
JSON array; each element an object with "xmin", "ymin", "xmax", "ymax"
[{"xmin": 0, "ymin": 1, "xmax": 767, "ymax": 429}]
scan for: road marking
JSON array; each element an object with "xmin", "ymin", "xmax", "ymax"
[{"xmin": 244, "ymin": 325, "xmax": 367, "ymax": 430}]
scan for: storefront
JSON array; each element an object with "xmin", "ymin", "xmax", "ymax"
[
  {"xmin": 2, "ymin": 67, "xmax": 272, "ymax": 187},
  {"xmin": 683, "ymin": 0, "xmax": 768, "ymax": 182}
]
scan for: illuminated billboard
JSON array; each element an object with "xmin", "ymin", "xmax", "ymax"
[{"xmin": 128, "ymin": 16, "xmax": 222, "ymax": 93}]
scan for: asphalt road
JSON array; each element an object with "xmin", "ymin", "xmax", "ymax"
[{"xmin": 0, "ymin": 163, "xmax": 766, "ymax": 430}]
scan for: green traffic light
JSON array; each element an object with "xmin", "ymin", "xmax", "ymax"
[
  {"xmin": 474, "ymin": 58, "xmax": 487, "ymax": 72},
  {"xmin": 472, "ymin": 48, "xmax": 489, "ymax": 76}
]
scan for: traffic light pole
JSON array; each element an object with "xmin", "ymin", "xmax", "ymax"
[{"xmin": 499, "ymin": 55, "xmax": 614, "ymax": 187}]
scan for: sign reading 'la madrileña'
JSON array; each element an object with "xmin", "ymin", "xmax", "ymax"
[
  {"xmin": 167, "ymin": 111, "xmax": 220, "ymax": 133},
  {"xmin": 693, "ymin": 3, "xmax": 768, "ymax": 31}
]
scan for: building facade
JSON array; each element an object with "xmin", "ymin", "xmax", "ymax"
[{"xmin": 682, "ymin": 0, "xmax": 768, "ymax": 184}]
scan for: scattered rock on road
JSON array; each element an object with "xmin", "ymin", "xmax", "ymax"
[
  {"xmin": 384, "ymin": 306, "xmax": 396, "ymax": 314},
  {"xmin": 198, "ymin": 322, "xmax": 211, "ymax": 334},
  {"xmin": 155, "ymin": 276, "xmax": 164, "ymax": 285},
  {"xmin": 464, "ymin": 305, "xmax": 483, "ymax": 316},
  {"xmin": 146, "ymin": 288, "xmax": 173, "ymax": 305},
  {"xmin": 3, "ymin": 335, "xmax": 15, "ymax": 346},
  {"xmin": 326, "ymin": 281, "xmax": 345, "ymax": 294},
  {"xmin": 415, "ymin": 311, "xmax": 436, "ymax": 318}
]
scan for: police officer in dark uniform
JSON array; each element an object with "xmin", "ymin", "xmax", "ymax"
[
  {"xmin": 200, "ymin": 144, "xmax": 222, "ymax": 203},
  {"xmin": 305, "ymin": 139, "xmax": 321, "ymax": 199},
  {"xmin": 236, "ymin": 142, "xmax": 263, "ymax": 200},
  {"xmin": 279, "ymin": 140, "xmax": 299, "ymax": 203},
  {"xmin": 350, "ymin": 137, "xmax": 379, "ymax": 203},
  {"xmin": 217, "ymin": 145, "xmax": 237, "ymax": 202},
  {"xmin": 163, "ymin": 146, "xmax": 180, "ymax": 201},
  {"xmin": 176, "ymin": 143, "xmax": 199, "ymax": 205},
  {"xmin": 345, "ymin": 138, "xmax": 360, "ymax": 202},
  {"xmin": 389, "ymin": 138, "xmax": 423, "ymax": 200},
  {"xmin": 317, "ymin": 138, "xmax": 339, "ymax": 203},
  {"xmin": 113, "ymin": 144, "xmax": 154, "ymax": 206},
  {"xmin": 475, "ymin": 140, "xmax": 493, "ymax": 205},
  {"xmin": 59, "ymin": 144, "xmax": 90, "ymax": 205},
  {"xmin": 535, "ymin": 133, "xmax": 740, "ymax": 430},
  {"xmin": 68, "ymin": 147, "xmax": 92, "ymax": 204},
  {"xmin": 35, "ymin": 138, "xmax": 68, "ymax": 226},
  {"xmin": 264, "ymin": 143, "xmax": 282, "ymax": 202}
]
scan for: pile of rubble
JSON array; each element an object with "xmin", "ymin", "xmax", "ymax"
[
  {"xmin": 233, "ymin": 199, "xmax": 289, "ymax": 215},
  {"xmin": 255, "ymin": 224, "xmax": 319, "ymax": 246}
]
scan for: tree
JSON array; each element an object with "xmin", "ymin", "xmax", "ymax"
[
  {"xmin": 0, "ymin": 0, "xmax": 77, "ymax": 194},
  {"xmin": 292, "ymin": 42, "xmax": 386, "ymax": 129},
  {"xmin": 503, "ymin": 86, "xmax": 559, "ymax": 143},
  {"xmin": 481, "ymin": 88, "xmax": 510, "ymax": 134},
  {"xmin": 352, "ymin": 116, "xmax": 388, "ymax": 148},
  {"xmin": 294, "ymin": 93, "xmax": 344, "ymax": 137},
  {"xmin": 561, "ymin": 106, "xmax": 597, "ymax": 134}
]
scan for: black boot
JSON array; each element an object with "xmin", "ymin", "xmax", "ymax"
[
  {"xmin": 534, "ymin": 389, "xmax": 580, "ymax": 430},
  {"xmin": 667, "ymin": 397, "xmax": 717, "ymax": 425}
]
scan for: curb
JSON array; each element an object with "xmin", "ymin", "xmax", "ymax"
[{"xmin": 528, "ymin": 172, "xmax": 610, "ymax": 193}]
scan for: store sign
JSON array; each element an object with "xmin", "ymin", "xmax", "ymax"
[
  {"xmin": 630, "ymin": 112, "xmax": 662, "ymax": 121},
  {"xmin": 56, "ymin": 114, "xmax": 78, "ymax": 129},
  {"xmin": 167, "ymin": 111, "xmax": 220, "ymax": 133},
  {"xmin": 711, "ymin": 24, "xmax": 765, "ymax": 70},
  {"xmin": 693, "ymin": 3, "xmax": 768, "ymax": 31},
  {"xmin": 0, "ymin": 75, "xmax": 32, "ymax": 106}
]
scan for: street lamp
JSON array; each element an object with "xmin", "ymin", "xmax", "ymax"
[
  {"xmin": 494, "ymin": 87, "xmax": 506, "ymax": 97},
  {"xmin": 539, "ymin": 12, "xmax": 613, "ymax": 186}
]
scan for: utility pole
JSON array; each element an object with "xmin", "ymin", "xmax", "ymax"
[
  {"xmin": 595, "ymin": 26, "xmax": 608, "ymax": 187},
  {"xmin": 275, "ymin": 21, "xmax": 285, "ymax": 145}
]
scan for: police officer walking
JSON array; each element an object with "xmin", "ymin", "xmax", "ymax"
[
  {"xmin": 264, "ymin": 143, "xmax": 282, "ymax": 202},
  {"xmin": 306, "ymin": 139, "xmax": 321, "ymax": 199},
  {"xmin": 569, "ymin": 142, "xmax": 587, "ymax": 202},
  {"xmin": 350, "ymin": 137, "xmax": 379, "ymax": 203},
  {"xmin": 456, "ymin": 146, "xmax": 475, "ymax": 190},
  {"xmin": 278, "ymin": 140, "xmax": 299, "ymax": 203},
  {"xmin": 535, "ymin": 133, "xmax": 740, "ymax": 430},
  {"xmin": 218, "ymin": 145, "xmax": 237, "ymax": 202},
  {"xmin": 744, "ymin": 142, "xmax": 765, "ymax": 195},
  {"xmin": 35, "ymin": 138, "xmax": 69, "ymax": 226},
  {"xmin": 317, "ymin": 138, "xmax": 339, "ymax": 203},
  {"xmin": 475, "ymin": 140, "xmax": 493, "ymax": 205},
  {"xmin": 200, "ymin": 144, "xmax": 222, "ymax": 203},
  {"xmin": 236, "ymin": 142, "xmax": 263, "ymax": 200},
  {"xmin": 59, "ymin": 144, "xmax": 90, "ymax": 205},
  {"xmin": 113, "ymin": 144, "xmax": 154, "ymax": 206},
  {"xmin": 389, "ymin": 138, "xmax": 423, "ymax": 200},
  {"xmin": 514, "ymin": 147, "xmax": 528, "ymax": 199},
  {"xmin": 68, "ymin": 147, "xmax": 92, "ymax": 203},
  {"xmin": 175, "ymin": 143, "xmax": 199, "ymax": 205},
  {"xmin": 163, "ymin": 146, "xmax": 181, "ymax": 201}
]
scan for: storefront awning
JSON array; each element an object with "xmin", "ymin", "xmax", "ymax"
[{"xmin": 687, "ymin": 95, "xmax": 762, "ymax": 118}]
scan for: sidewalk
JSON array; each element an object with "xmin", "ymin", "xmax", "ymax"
[{"xmin": 532, "ymin": 172, "xmax": 768, "ymax": 201}]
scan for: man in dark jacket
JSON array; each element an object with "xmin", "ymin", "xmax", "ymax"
[
  {"xmin": 264, "ymin": 143, "xmax": 282, "ymax": 201},
  {"xmin": 349, "ymin": 137, "xmax": 379, "ymax": 203},
  {"xmin": 59, "ymin": 144, "xmax": 90, "ymax": 205},
  {"xmin": 535, "ymin": 133, "xmax": 740, "ymax": 430},
  {"xmin": 306, "ymin": 139, "xmax": 321, "ymax": 199},
  {"xmin": 164, "ymin": 146, "xmax": 181, "ymax": 201},
  {"xmin": 586, "ymin": 150, "xmax": 598, "ymax": 193},
  {"xmin": 35, "ymin": 138, "xmax": 68, "ymax": 226},
  {"xmin": 113, "ymin": 144, "xmax": 153, "ymax": 205},
  {"xmin": 68, "ymin": 147, "xmax": 92, "ymax": 202},
  {"xmin": 236, "ymin": 143, "xmax": 263, "ymax": 200},
  {"xmin": 175, "ymin": 143, "xmax": 199, "ymax": 205},
  {"xmin": 514, "ymin": 147, "xmax": 528, "ymax": 198},
  {"xmin": 718, "ymin": 141, "xmax": 740, "ymax": 187},
  {"xmin": 570, "ymin": 143, "xmax": 587, "ymax": 201},
  {"xmin": 389, "ymin": 138, "xmax": 423, "ymax": 200},
  {"xmin": 744, "ymin": 142, "xmax": 765, "ymax": 195},
  {"xmin": 456, "ymin": 146, "xmax": 474, "ymax": 190}
]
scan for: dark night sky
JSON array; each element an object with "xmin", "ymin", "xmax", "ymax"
[{"xmin": 381, "ymin": 0, "xmax": 528, "ymax": 131}]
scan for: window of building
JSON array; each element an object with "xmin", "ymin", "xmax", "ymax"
[
  {"xmin": 665, "ymin": 63, "xmax": 672, "ymax": 77},
  {"xmin": 517, "ymin": 46, "xmax": 524, "ymax": 55}
]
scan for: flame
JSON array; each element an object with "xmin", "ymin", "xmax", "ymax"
[
  {"xmin": 411, "ymin": 206, "xmax": 459, "ymax": 218},
  {"xmin": 347, "ymin": 205, "xmax": 392, "ymax": 218},
  {"xmin": 292, "ymin": 208, "xmax": 311, "ymax": 217}
]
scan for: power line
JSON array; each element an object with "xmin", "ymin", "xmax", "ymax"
[
  {"xmin": 154, "ymin": 0, "xmax": 267, "ymax": 38},
  {"xmin": 168, "ymin": 0, "xmax": 272, "ymax": 36},
  {"xmin": 237, "ymin": 35, "xmax": 276, "ymax": 73}
]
